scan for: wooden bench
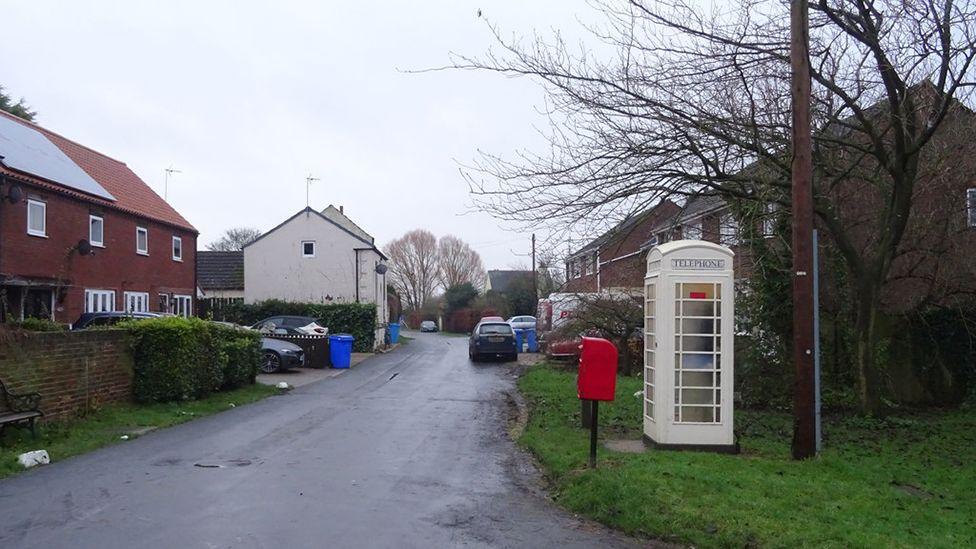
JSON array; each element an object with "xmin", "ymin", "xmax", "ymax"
[{"xmin": 0, "ymin": 378, "xmax": 43, "ymax": 438}]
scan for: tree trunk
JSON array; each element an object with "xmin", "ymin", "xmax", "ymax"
[
  {"xmin": 618, "ymin": 336, "xmax": 633, "ymax": 376},
  {"xmin": 853, "ymin": 283, "xmax": 885, "ymax": 416}
]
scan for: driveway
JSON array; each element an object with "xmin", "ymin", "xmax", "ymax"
[{"xmin": 0, "ymin": 332, "xmax": 645, "ymax": 548}]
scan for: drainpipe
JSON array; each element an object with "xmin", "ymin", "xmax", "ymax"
[{"xmin": 354, "ymin": 249, "xmax": 360, "ymax": 303}]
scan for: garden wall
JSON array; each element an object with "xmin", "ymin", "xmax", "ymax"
[{"xmin": 0, "ymin": 330, "xmax": 133, "ymax": 421}]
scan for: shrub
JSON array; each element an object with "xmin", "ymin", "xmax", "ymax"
[
  {"xmin": 8, "ymin": 317, "xmax": 66, "ymax": 332},
  {"xmin": 125, "ymin": 317, "xmax": 260, "ymax": 403},
  {"xmin": 220, "ymin": 300, "xmax": 377, "ymax": 352}
]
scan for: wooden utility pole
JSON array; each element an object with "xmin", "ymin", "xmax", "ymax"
[
  {"xmin": 790, "ymin": 0, "xmax": 817, "ymax": 460},
  {"xmin": 531, "ymin": 233, "xmax": 537, "ymax": 302}
]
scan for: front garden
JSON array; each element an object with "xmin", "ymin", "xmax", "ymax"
[{"xmin": 518, "ymin": 363, "xmax": 976, "ymax": 548}]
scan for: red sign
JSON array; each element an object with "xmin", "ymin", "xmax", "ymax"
[
  {"xmin": 577, "ymin": 337, "xmax": 618, "ymax": 401},
  {"xmin": 689, "ymin": 292, "xmax": 707, "ymax": 299}
]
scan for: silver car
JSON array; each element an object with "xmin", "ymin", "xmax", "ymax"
[{"xmin": 507, "ymin": 315, "xmax": 537, "ymax": 331}]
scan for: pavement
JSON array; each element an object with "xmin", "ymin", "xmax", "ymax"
[
  {"xmin": 0, "ymin": 331, "xmax": 646, "ymax": 549},
  {"xmin": 257, "ymin": 352, "xmax": 373, "ymax": 388}
]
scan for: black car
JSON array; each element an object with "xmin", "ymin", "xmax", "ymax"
[
  {"xmin": 251, "ymin": 316, "xmax": 325, "ymax": 335},
  {"xmin": 72, "ymin": 311, "xmax": 162, "ymax": 329},
  {"xmin": 260, "ymin": 337, "xmax": 305, "ymax": 373},
  {"xmin": 469, "ymin": 321, "xmax": 518, "ymax": 362}
]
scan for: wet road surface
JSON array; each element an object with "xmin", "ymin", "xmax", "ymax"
[{"xmin": 0, "ymin": 332, "xmax": 645, "ymax": 548}]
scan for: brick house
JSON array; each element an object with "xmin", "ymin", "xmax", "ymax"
[
  {"xmin": 564, "ymin": 200, "xmax": 681, "ymax": 292},
  {"xmin": 0, "ymin": 110, "xmax": 197, "ymax": 324}
]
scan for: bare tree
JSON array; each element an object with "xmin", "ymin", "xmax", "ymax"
[
  {"xmin": 385, "ymin": 229, "xmax": 440, "ymax": 312},
  {"xmin": 437, "ymin": 235, "xmax": 487, "ymax": 290},
  {"xmin": 551, "ymin": 292, "xmax": 644, "ymax": 375},
  {"xmin": 207, "ymin": 227, "xmax": 263, "ymax": 251},
  {"xmin": 451, "ymin": 0, "xmax": 976, "ymax": 415}
]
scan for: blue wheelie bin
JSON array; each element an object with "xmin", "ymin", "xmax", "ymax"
[
  {"xmin": 513, "ymin": 328, "xmax": 524, "ymax": 353},
  {"xmin": 525, "ymin": 328, "xmax": 538, "ymax": 352},
  {"xmin": 388, "ymin": 323, "xmax": 400, "ymax": 344},
  {"xmin": 329, "ymin": 334, "xmax": 355, "ymax": 368}
]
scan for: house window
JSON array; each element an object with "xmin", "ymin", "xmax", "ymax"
[
  {"xmin": 302, "ymin": 240, "xmax": 316, "ymax": 257},
  {"xmin": 172, "ymin": 236, "xmax": 183, "ymax": 261},
  {"xmin": 158, "ymin": 293, "xmax": 170, "ymax": 313},
  {"xmin": 27, "ymin": 199, "xmax": 46, "ymax": 237},
  {"xmin": 968, "ymin": 188, "xmax": 976, "ymax": 228},
  {"xmin": 136, "ymin": 227, "xmax": 149, "ymax": 255},
  {"xmin": 684, "ymin": 220, "xmax": 702, "ymax": 240},
  {"xmin": 720, "ymin": 213, "xmax": 739, "ymax": 246},
  {"xmin": 85, "ymin": 289, "xmax": 116, "ymax": 313},
  {"xmin": 173, "ymin": 294, "xmax": 192, "ymax": 317},
  {"xmin": 89, "ymin": 215, "xmax": 104, "ymax": 247},
  {"xmin": 123, "ymin": 291, "xmax": 149, "ymax": 313},
  {"xmin": 570, "ymin": 260, "xmax": 581, "ymax": 279}
]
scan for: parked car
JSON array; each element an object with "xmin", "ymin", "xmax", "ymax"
[
  {"xmin": 420, "ymin": 320, "xmax": 438, "ymax": 332},
  {"xmin": 507, "ymin": 315, "xmax": 537, "ymax": 330},
  {"xmin": 72, "ymin": 311, "xmax": 162, "ymax": 329},
  {"xmin": 252, "ymin": 316, "xmax": 327, "ymax": 336},
  {"xmin": 469, "ymin": 321, "xmax": 518, "ymax": 362},
  {"xmin": 545, "ymin": 336, "xmax": 582, "ymax": 360},
  {"xmin": 260, "ymin": 337, "xmax": 305, "ymax": 373}
]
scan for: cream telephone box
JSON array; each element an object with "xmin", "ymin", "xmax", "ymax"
[{"xmin": 643, "ymin": 240, "xmax": 737, "ymax": 452}]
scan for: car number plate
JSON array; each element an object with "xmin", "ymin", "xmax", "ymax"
[{"xmin": 488, "ymin": 336, "xmax": 504, "ymax": 343}]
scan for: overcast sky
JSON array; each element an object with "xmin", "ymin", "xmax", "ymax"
[{"xmin": 2, "ymin": 0, "xmax": 594, "ymax": 269}]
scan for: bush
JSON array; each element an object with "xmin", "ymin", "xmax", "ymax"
[
  {"xmin": 125, "ymin": 317, "xmax": 261, "ymax": 403},
  {"xmin": 220, "ymin": 300, "xmax": 377, "ymax": 352},
  {"xmin": 7, "ymin": 317, "xmax": 66, "ymax": 332}
]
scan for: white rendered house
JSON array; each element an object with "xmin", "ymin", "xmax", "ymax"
[{"xmin": 244, "ymin": 205, "xmax": 389, "ymax": 347}]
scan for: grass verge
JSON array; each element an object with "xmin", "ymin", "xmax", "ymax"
[
  {"xmin": 518, "ymin": 363, "xmax": 976, "ymax": 548},
  {"xmin": 0, "ymin": 383, "xmax": 278, "ymax": 479}
]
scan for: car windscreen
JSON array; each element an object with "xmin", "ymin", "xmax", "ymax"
[{"xmin": 479, "ymin": 323, "xmax": 513, "ymax": 335}]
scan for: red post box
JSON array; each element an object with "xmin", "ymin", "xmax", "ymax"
[{"xmin": 577, "ymin": 337, "xmax": 618, "ymax": 401}]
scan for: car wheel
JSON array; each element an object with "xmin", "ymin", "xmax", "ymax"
[
  {"xmin": 261, "ymin": 351, "xmax": 282, "ymax": 374},
  {"xmin": 470, "ymin": 352, "xmax": 479, "ymax": 363},
  {"xmin": 508, "ymin": 353, "xmax": 518, "ymax": 362}
]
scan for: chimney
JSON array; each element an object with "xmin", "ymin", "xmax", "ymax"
[{"xmin": 339, "ymin": 205, "xmax": 344, "ymax": 215}]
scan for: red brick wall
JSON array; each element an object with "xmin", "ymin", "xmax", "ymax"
[
  {"xmin": 0, "ymin": 181, "xmax": 197, "ymax": 323},
  {"xmin": 0, "ymin": 330, "xmax": 133, "ymax": 421}
]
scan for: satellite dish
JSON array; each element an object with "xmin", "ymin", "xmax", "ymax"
[
  {"xmin": 6, "ymin": 184, "xmax": 24, "ymax": 204},
  {"xmin": 77, "ymin": 239, "xmax": 92, "ymax": 256},
  {"xmin": 375, "ymin": 263, "xmax": 388, "ymax": 275}
]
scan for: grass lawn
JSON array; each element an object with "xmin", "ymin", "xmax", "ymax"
[
  {"xmin": 0, "ymin": 383, "xmax": 278, "ymax": 480},
  {"xmin": 518, "ymin": 363, "xmax": 976, "ymax": 548}
]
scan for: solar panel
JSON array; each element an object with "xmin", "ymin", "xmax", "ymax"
[{"xmin": 0, "ymin": 115, "xmax": 116, "ymax": 201}]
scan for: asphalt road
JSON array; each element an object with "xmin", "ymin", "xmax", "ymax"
[{"xmin": 0, "ymin": 332, "xmax": 644, "ymax": 548}]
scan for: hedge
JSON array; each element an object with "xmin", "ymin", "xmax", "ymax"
[
  {"xmin": 215, "ymin": 300, "xmax": 377, "ymax": 352},
  {"xmin": 124, "ymin": 317, "xmax": 261, "ymax": 403}
]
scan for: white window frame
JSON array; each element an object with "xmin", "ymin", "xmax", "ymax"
[
  {"xmin": 172, "ymin": 235, "xmax": 182, "ymax": 261},
  {"xmin": 85, "ymin": 289, "xmax": 116, "ymax": 313},
  {"xmin": 302, "ymin": 240, "xmax": 316, "ymax": 258},
  {"xmin": 173, "ymin": 294, "xmax": 192, "ymax": 317},
  {"xmin": 719, "ymin": 213, "xmax": 739, "ymax": 246},
  {"xmin": 968, "ymin": 188, "xmax": 976, "ymax": 228},
  {"xmin": 683, "ymin": 219, "xmax": 703, "ymax": 240},
  {"xmin": 123, "ymin": 291, "xmax": 150, "ymax": 313},
  {"xmin": 89, "ymin": 214, "xmax": 105, "ymax": 247},
  {"xmin": 27, "ymin": 198, "xmax": 47, "ymax": 237},
  {"xmin": 136, "ymin": 227, "xmax": 149, "ymax": 255}
]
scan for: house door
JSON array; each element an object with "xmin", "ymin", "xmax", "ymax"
[{"xmin": 24, "ymin": 288, "xmax": 54, "ymax": 320}]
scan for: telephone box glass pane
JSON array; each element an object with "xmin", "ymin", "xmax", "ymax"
[
  {"xmin": 682, "ymin": 283, "xmax": 715, "ymax": 299},
  {"xmin": 681, "ymin": 371, "xmax": 713, "ymax": 387},
  {"xmin": 682, "ymin": 389, "xmax": 714, "ymax": 405},
  {"xmin": 682, "ymin": 336, "xmax": 714, "ymax": 352},
  {"xmin": 682, "ymin": 318, "xmax": 714, "ymax": 334},
  {"xmin": 682, "ymin": 406, "xmax": 714, "ymax": 422},
  {"xmin": 682, "ymin": 301, "xmax": 714, "ymax": 317},
  {"xmin": 681, "ymin": 354, "xmax": 714, "ymax": 369}
]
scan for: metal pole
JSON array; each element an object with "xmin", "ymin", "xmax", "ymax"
[
  {"xmin": 531, "ymin": 233, "xmax": 537, "ymax": 302},
  {"xmin": 813, "ymin": 229, "xmax": 822, "ymax": 453},
  {"xmin": 588, "ymin": 400, "xmax": 599, "ymax": 468},
  {"xmin": 790, "ymin": 0, "xmax": 817, "ymax": 460}
]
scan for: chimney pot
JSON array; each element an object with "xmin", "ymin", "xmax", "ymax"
[{"xmin": 340, "ymin": 205, "xmax": 344, "ymax": 214}]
